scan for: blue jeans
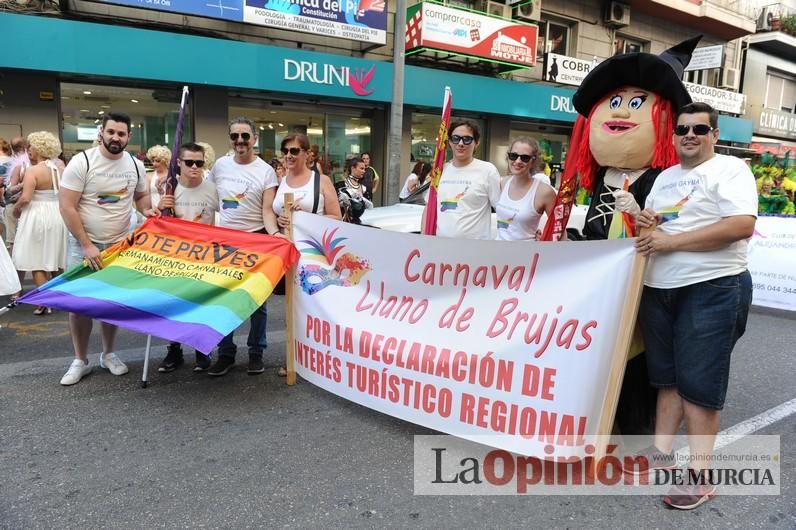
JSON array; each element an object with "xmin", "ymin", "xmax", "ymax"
[
  {"xmin": 217, "ymin": 301, "xmax": 268, "ymax": 360},
  {"xmin": 639, "ymin": 271, "xmax": 752, "ymax": 410}
]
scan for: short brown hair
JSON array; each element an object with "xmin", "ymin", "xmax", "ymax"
[
  {"xmin": 449, "ymin": 119, "xmax": 481, "ymax": 143},
  {"xmin": 281, "ymin": 133, "xmax": 310, "ymax": 151}
]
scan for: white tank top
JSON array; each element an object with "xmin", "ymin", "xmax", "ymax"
[
  {"xmin": 273, "ymin": 171, "xmax": 324, "ymax": 217},
  {"xmin": 495, "ymin": 176, "xmax": 543, "ymax": 241}
]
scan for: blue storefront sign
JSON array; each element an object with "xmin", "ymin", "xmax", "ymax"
[
  {"xmin": 2, "ymin": 12, "xmax": 577, "ymax": 123},
  {"xmin": 95, "ymin": 0, "xmax": 387, "ymax": 44}
]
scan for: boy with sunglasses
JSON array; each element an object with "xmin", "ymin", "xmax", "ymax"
[
  {"xmin": 428, "ymin": 119, "xmax": 500, "ymax": 239},
  {"xmin": 634, "ymin": 102, "xmax": 757, "ymax": 510},
  {"xmin": 156, "ymin": 142, "xmax": 219, "ymax": 372}
]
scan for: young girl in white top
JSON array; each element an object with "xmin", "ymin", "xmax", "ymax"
[{"xmin": 495, "ymin": 136, "xmax": 558, "ymax": 241}]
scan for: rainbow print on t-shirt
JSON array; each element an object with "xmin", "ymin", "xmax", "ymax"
[
  {"xmin": 97, "ymin": 186, "xmax": 128, "ymax": 205},
  {"xmin": 440, "ymin": 186, "xmax": 468, "ymax": 212},
  {"xmin": 658, "ymin": 187, "xmax": 695, "ymax": 223},
  {"xmin": 497, "ymin": 212, "xmax": 516, "ymax": 230},
  {"xmin": 221, "ymin": 190, "xmax": 246, "ymax": 209}
]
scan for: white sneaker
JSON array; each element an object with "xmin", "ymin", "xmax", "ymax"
[
  {"xmin": 60, "ymin": 359, "xmax": 92, "ymax": 386},
  {"xmin": 99, "ymin": 352, "xmax": 129, "ymax": 376}
]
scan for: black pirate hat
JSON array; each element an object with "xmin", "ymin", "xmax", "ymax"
[{"xmin": 573, "ymin": 35, "xmax": 701, "ymax": 116}]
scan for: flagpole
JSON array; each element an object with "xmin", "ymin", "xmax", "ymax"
[
  {"xmin": 284, "ymin": 193, "xmax": 297, "ymax": 386},
  {"xmin": 141, "ymin": 85, "xmax": 190, "ymax": 387}
]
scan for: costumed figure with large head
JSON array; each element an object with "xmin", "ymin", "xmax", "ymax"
[{"xmin": 545, "ymin": 36, "xmax": 701, "ymax": 434}]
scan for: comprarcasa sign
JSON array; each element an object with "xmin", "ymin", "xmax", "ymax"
[{"xmin": 405, "ymin": 1, "xmax": 538, "ymax": 68}]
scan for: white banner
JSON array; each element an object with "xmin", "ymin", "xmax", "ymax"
[
  {"xmin": 291, "ymin": 213, "xmax": 638, "ymax": 458},
  {"xmin": 684, "ymin": 44, "xmax": 724, "ymax": 71},
  {"xmin": 748, "ymin": 216, "xmax": 796, "ymax": 311},
  {"xmin": 684, "ymin": 82, "xmax": 746, "ymax": 115},
  {"xmin": 544, "ymin": 53, "xmax": 600, "ymax": 87}
]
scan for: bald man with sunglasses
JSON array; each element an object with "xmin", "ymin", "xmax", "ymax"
[{"xmin": 205, "ymin": 117, "xmax": 281, "ymax": 376}]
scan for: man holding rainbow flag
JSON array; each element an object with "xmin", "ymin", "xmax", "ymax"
[{"xmin": 56, "ymin": 112, "xmax": 158, "ymax": 386}]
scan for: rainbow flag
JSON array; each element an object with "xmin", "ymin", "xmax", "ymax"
[{"xmin": 19, "ymin": 217, "xmax": 299, "ymax": 353}]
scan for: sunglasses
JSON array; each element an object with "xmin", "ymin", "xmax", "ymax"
[
  {"xmin": 181, "ymin": 159, "xmax": 205, "ymax": 168},
  {"xmin": 281, "ymin": 147, "xmax": 303, "ymax": 156},
  {"xmin": 230, "ymin": 132, "xmax": 252, "ymax": 142},
  {"xmin": 450, "ymin": 134, "xmax": 475, "ymax": 145},
  {"xmin": 507, "ymin": 152, "xmax": 536, "ymax": 163},
  {"xmin": 674, "ymin": 124, "xmax": 713, "ymax": 136}
]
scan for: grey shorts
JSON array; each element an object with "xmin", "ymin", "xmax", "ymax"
[{"xmin": 65, "ymin": 235, "xmax": 118, "ymax": 270}]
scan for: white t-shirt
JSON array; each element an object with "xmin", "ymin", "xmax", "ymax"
[
  {"xmin": 173, "ymin": 178, "xmax": 218, "ymax": 225},
  {"xmin": 60, "ymin": 147, "xmax": 147, "ymax": 244},
  {"xmin": 644, "ymin": 154, "xmax": 758, "ymax": 288},
  {"xmin": 273, "ymin": 171, "xmax": 325, "ymax": 217},
  {"xmin": 399, "ymin": 173, "xmax": 419, "ymax": 200},
  {"xmin": 208, "ymin": 155, "xmax": 278, "ymax": 232},
  {"xmin": 436, "ymin": 159, "xmax": 501, "ymax": 239}
]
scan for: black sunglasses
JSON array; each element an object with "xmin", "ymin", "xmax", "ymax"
[
  {"xmin": 181, "ymin": 159, "xmax": 205, "ymax": 168},
  {"xmin": 230, "ymin": 132, "xmax": 252, "ymax": 141},
  {"xmin": 281, "ymin": 147, "xmax": 303, "ymax": 156},
  {"xmin": 507, "ymin": 152, "xmax": 536, "ymax": 163},
  {"xmin": 450, "ymin": 134, "xmax": 475, "ymax": 145},
  {"xmin": 674, "ymin": 124, "xmax": 713, "ymax": 136}
]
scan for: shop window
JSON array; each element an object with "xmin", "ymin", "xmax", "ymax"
[
  {"xmin": 228, "ymin": 103, "xmax": 373, "ymax": 183},
  {"xmin": 60, "ymin": 83, "xmax": 192, "ymax": 161},
  {"xmin": 536, "ymin": 19, "xmax": 570, "ymax": 62},
  {"xmin": 411, "ymin": 113, "xmax": 486, "ymax": 164},
  {"xmin": 765, "ymin": 72, "xmax": 796, "ymax": 112},
  {"xmin": 614, "ymin": 36, "xmax": 645, "ymax": 55}
]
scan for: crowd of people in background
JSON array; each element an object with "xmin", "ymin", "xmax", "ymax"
[{"xmin": 0, "ymin": 103, "xmax": 788, "ymax": 393}]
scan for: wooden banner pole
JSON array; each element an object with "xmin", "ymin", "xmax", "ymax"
[
  {"xmin": 284, "ymin": 193, "xmax": 297, "ymax": 386},
  {"xmin": 590, "ymin": 227, "xmax": 654, "ymax": 472}
]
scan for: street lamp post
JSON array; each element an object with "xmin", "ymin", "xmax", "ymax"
[{"xmin": 387, "ymin": 0, "xmax": 407, "ymax": 206}]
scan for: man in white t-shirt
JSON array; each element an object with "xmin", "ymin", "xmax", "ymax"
[
  {"xmin": 155, "ymin": 142, "xmax": 219, "ymax": 373},
  {"xmin": 206, "ymin": 117, "xmax": 281, "ymax": 376},
  {"xmin": 632, "ymin": 103, "xmax": 757, "ymax": 510},
  {"xmin": 58, "ymin": 112, "xmax": 159, "ymax": 386},
  {"xmin": 426, "ymin": 120, "xmax": 500, "ymax": 239}
]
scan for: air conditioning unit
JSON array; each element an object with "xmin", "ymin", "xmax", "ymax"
[
  {"xmin": 514, "ymin": 0, "xmax": 541, "ymax": 21},
  {"xmin": 756, "ymin": 6, "xmax": 779, "ymax": 31},
  {"xmin": 720, "ymin": 67, "xmax": 740, "ymax": 90},
  {"xmin": 605, "ymin": 1, "xmax": 630, "ymax": 27},
  {"xmin": 487, "ymin": 1, "xmax": 511, "ymax": 19}
]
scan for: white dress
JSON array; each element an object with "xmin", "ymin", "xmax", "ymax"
[{"xmin": 12, "ymin": 161, "xmax": 67, "ymax": 271}]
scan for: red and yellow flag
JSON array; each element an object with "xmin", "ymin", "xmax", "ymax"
[{"xmin": 422, "ymin": 87, "xmax": 453, "ymax": 236}]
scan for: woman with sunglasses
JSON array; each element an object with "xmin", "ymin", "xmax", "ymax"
[
  {"xmin": 272, "ymin": 133, "xmax": 340, "ymax": 377},
  {"xmin": 425, "ymin": 120, "xmax": 501, "ymax": 239},
  {"xmin": 273, "ymin": 133, "xmax": 341, "ymax": 229},
  {"xmin": 496, "ymin": 137, "xmax": 557, "ymax": 241}
]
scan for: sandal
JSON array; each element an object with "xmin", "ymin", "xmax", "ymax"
[
  {"xmin": 277, "ymin": 367, "xmax": 288, "ymax": 377},
  {"xmin": 33, "ymin": 306, "xmax": 47, "ymax": 316}
]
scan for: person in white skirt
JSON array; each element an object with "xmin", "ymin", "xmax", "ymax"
[
  {"xmin": 11, "ymin": 131, "xmax": 68, "ymax": 315},
  {"xmin": 495, "ymin": 136, "xmax": 558, "ymax": 241}
]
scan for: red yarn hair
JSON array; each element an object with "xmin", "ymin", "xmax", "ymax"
[{"xmin": 574, "ymin": 94, "xmax": 677, "ymax": 193}]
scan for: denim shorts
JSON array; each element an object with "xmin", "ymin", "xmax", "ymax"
[
  {"xmin": 639, "ymin": 271, "xmax": 752, "ymax": 410},
  {"xmin": 65, "ymin": 235, "xmax": 118, "ymax": 270}
]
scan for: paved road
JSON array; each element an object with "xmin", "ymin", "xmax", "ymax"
[{"xmin": 1, "ymin": 290, "xmax": 794, "ymax": 528}]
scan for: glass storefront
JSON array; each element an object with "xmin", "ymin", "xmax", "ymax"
[
  {"xmin": 59, "ymin": 82, "xmax": 192, "ymax": 160},
  {"xmin": 229, "ymin": 98, "xmax": 373, "ymax": 183}
]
